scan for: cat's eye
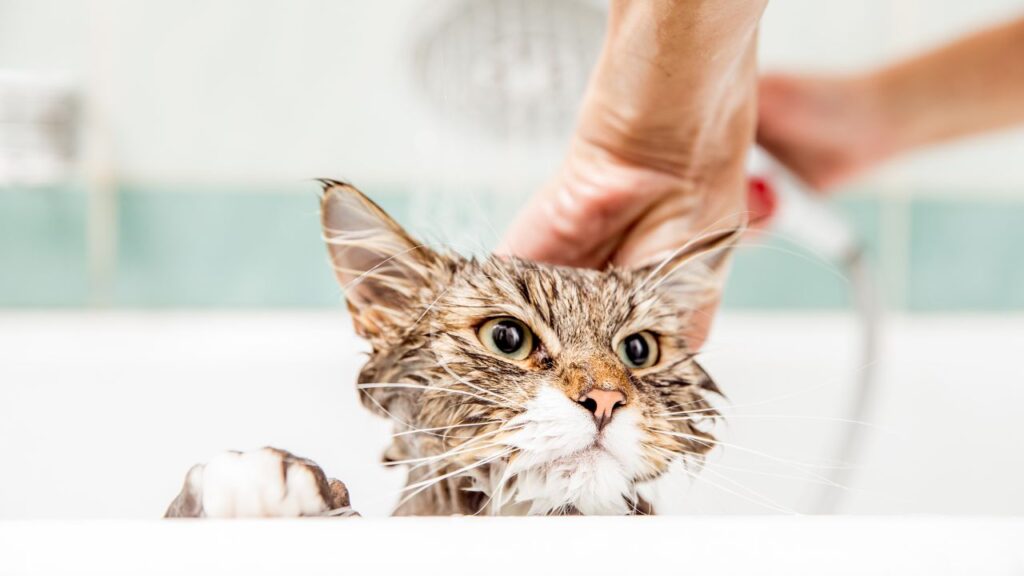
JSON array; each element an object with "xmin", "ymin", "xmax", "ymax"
[
  {"xmin": 478, "ymin": 317, "xmax": 534, "ymax": 361},
  {"xmin": 616, "ymin": 331, "xmax": 659, "ymax": 369}
]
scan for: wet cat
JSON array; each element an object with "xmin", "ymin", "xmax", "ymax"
[{"xmin": 166, "ymin": 181, "xmax": 739, "ymax": 517}]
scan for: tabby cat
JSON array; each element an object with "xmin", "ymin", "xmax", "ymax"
[{"xmin": 166, "ymin": 181, "xmax": 739, "ymax": 517}]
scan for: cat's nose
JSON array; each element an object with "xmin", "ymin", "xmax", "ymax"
[{"xmin": 578, "ymin": 389, "xmax": 626, "ymax": 431}]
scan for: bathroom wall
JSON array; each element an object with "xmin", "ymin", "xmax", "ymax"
[{"xmin": 1, "ymin": 0, "xmax": 1022, "ymax": 309}]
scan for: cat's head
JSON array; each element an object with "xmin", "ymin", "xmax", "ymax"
[{"xmin": 321, "ymin": 181, "xmax": 738, "ymax": 515}]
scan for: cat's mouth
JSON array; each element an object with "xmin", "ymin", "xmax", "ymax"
[
  {"xmin": 555, "ymin": 443, "xmax": 616, "ymax": 469},
  {"xmin": 508, "ymin": 403, "xmax": 645, "ymax": 469},
  {"xmin": 502, "ymin": 422, "xmax": 646, "ymax": 515},
  {"xmin": 585, "ymin": 435, "xmax": 616, "ymax": 454}
]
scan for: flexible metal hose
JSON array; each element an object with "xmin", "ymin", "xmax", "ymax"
[{"xmin": 750, "ymin": 149, "xmax": 881, "ymax": 513}]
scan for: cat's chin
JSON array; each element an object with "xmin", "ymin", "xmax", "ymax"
[{"xmin": 494, "ymin": 386, "xmax": 650, "ymax": 515}]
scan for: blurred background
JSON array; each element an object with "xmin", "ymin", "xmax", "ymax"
[
  {"xmin": 1, "ymin": 0, "xmax": 1022, "ymax": 518},
  {"xmin": 2, "ymin": 0, "xmax": 1023, "ymax": 309}
]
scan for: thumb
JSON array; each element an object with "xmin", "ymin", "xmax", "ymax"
[{"xmin": 498, "ymin": 168, "xmax": 660, "ymax": 268}]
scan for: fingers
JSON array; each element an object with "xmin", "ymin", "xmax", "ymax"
[
  {"xmin": 498, "ymin": 147, "xmax": 747, "ymax": 353},
  {"xmin": 498, "ymin": 147, "xmax": 681, "ymax": 268},
  {"xmin": 497, "ymin": 179, "xmax": 622, "ymax": 268},
  {"xmin": 756, "ymin": 73, "xmax": 885, "ymax": 191},
  {"xmin": 744, "ymin": 176, "xmax": 779, "ymax": 236}
]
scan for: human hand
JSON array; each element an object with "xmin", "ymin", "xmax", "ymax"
[
  {"xmin": 756, "ymin": 73, "xmax": 893, "ymax": 192},
  {"xmin": 499, "ymin": 138, "xmax": 750, "ymax": 270},
  {"xmin": 499, "ymin": 0, "xmax": 765, "ymax": 351},
  {"xmin": 498, "ymin": 143, "xmax": 754, "ymax": 351},
  {"xmin": 759, "ymin": 17, "xmax": 1024, "ymax": 192}
]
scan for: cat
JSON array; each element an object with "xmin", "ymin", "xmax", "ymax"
[{"xmin": 165, "ymin": 180, "xmax": 740, "ymax": 517}]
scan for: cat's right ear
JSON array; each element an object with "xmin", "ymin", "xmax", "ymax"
[{"xmin": 320, "ymin": 181, "xmax": 442, "ymax": 338}]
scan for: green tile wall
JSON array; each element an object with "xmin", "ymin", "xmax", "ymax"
[
  {"xmin": 0, "ymin": 185, "xmax": 88, "ymax": 306},
  {"xmin": 115, "ymin": 186, "xmax": 337, "ymax": 307},
  {"xmin": 2, "ymin": 183, "xmax": 1023, "ymax": 311},
  {"xmin": 908, "ymin": 199, "xmax": 1024, "ymax": 311},
  {"xmin": 723, "ymin": 197, "xmax": 882, "ymax": 309},
  {"xmin": 114, "ymin": 185, "xmax": 411, "ymax": 307}
]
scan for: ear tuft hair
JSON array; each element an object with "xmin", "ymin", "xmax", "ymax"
[
  {"xmin": 320, "ymin": 181, "xmax": 442, "ymax": 338},
  {"xmin": 639, "ymin": 226, "xmax": 743, "ymax": 349},
  {"xmin": 643, "ymin": 226, "xmax": 743, "ymax": 296}
]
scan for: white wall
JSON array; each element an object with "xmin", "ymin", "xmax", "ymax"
[
  {"xmin": 1, "ymin": 0, "xmax": 433, "ymax": 185},
  {"xmin": 1, "ymin": 0, "xmax": 1023, "ymax": 190}
]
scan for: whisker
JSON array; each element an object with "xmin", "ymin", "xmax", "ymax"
[
  {"xmin": 391, "ymin": 420, "xmax": 505, "ymax": 438},
  {"xmin": 403, "ymin": 439, "xmax": 511, "ymax": 472},
  {"xmin": 673, "ymin": 461, "xmax": 796, "ymax": 515},
  {"xmin": 358, "ymin": 388, "xmax": 434, "ymax": 437},
  {"xmin": 735, "ymin": 225, "xmax": 855, "ymax": 271},
  {"xmin": 404, "ymin": 449, "xmax": 515, "ymax": 492},
  {"xmin": 647, "ymin": 239, "xmax": 848, "ymax": 295},
  {"xmin": 731, "ymin": 242, "xmax": 849, "ymax": 282},
  {"xmin": 322, "ymin": 235, "xmax": 439, "ymax": 291},
  {"xmin": 659, "ymin": 430, "xmax": 861, "ymax": 494},
  {"xmin": 480, "ymin": 446, "xmax": 528, "ymax": 516},
  {"xmin": 691, "ymin": 463, "xmax": 800, "ymax": 514},
  {"xmin": 697, "ymin": 460, "xmax": 855, "ymax": 492},
  {"xmin": 393, "ymin": 449, "xmax": 516, "ymax": 510},
  {"xmin": 660, "ymin": 430, "xmax": 853, "ymax": 471},
  {"xmin": 658, "ymin": 357, "xmax": 882, "ymax": 419},
  {"xmin": 383, "ymin": 433, "xmax": 502, "ymax": 468},
  {"xmin": 357, "ymin": 387, "xmax": 516, "ymax": 451},
  {"xmin": 662, "ymin": 413, "xmax": 890, "ymax": 432},
  {"xmin": 657, "ymin": 405, "xmax": 725, "ymax": 418},
  {"xmin": 466, "ymin": 190, "xmax": 506, "ymax": 251},
  {"xmin": 660, "ymin": 393, "xmax": 725, "ymax": 413},
  {"xmin": 633, "ymin": 211, "xmax": 751, "ymax": 295},
  {"xmin": 357, "ymin": 382, "xmax": 514, "ymax": 407},
  {"xmin": 437, "ymin": 359, "xmax": 522, "ymax": 408},
  {"xmin": 411, "ymin": 285, "xmax": 452, "ymax": 327},
  {"xmin": 403, "ymin": 427, "xmax": 524, "ymax": 471}
]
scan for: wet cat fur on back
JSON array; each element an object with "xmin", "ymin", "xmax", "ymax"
[{"xmin": 322, "ymin": 180, "xmax": 741, "ymax": 516}]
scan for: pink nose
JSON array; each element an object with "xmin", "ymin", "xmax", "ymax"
[{"xmin": 578, "ymin": 389, "xmax": 627, "ymax": 430}]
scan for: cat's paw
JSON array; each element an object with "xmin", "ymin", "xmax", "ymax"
[{"xmin": 164, "ymin": 447, "xmax": 357, "ymax": 518}]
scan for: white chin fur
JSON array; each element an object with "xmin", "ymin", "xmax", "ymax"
[{"xmin": 496, "ymin": 386, "xmax": 647, "ymax": 515}]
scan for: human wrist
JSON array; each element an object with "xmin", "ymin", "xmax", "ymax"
[
  {"xmin": 574, "ymin": 0, "xmax": 761, "ymax": 193},
  {"xmin": 583, "ymin": 48, "xmax": 758, "ymax": 171},
  {"xmin": 569, "ymin": 78, "xmax": 754, "ymax": 241}
]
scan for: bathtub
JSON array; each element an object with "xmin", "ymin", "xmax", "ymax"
[
  {"xmin": 2, "ymin": 310, "xmax": 1023, "ymax": 574},
  {"xmin": 2, "ymin": 310, "xmax": 1022, "ymax": 519},
  {"xmin": 2, "ymin": 516, "xmax": 1022, "ymax": 575}
]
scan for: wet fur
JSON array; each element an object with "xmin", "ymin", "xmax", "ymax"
[{"xmin": 323, "ymin": 181, "xmax": 739, "ymax": 516}]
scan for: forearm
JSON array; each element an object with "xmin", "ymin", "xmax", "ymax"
[
  {"xmin": 873, "ymin": 16, "xmax": 1024, "ymax": 153},
  {"xmin": 503, "ymin": 0, "xmax": 764, "ymax": 268},
  {"xmin": 578, "ymin": 0, "xmax": 766, "ymax": 179}
]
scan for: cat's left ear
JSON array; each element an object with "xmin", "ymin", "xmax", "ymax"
[
  {"xmin": 642, "ymin": 227, "xmax": 743, "ymax": 291},
  {"xmin": 640, "ymin": 226, "xmax": 743, "ymax": 348},
  {"xmin": 320, "ymin": 180, "xmax": 443, "ymax": 338}
]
